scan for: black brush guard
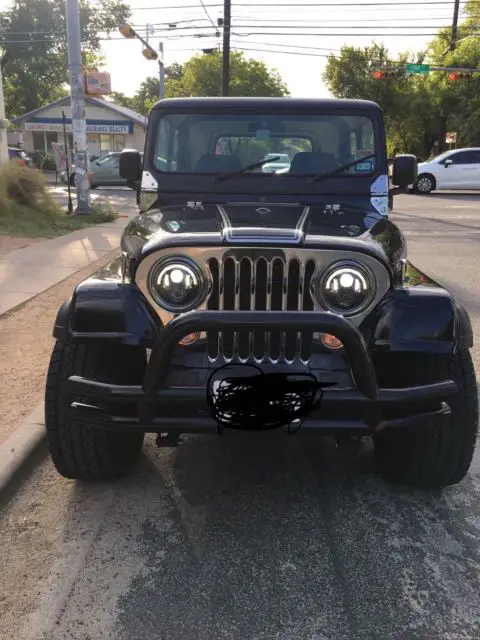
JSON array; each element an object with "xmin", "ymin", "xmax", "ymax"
[{"xmin": 67, "ymin": 311, "xmax": 457, "ymax": 433}]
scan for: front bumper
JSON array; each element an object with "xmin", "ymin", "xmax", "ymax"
[{"xmin": 67, "ymin": 310, "xmax": 457, "ymax": 433}]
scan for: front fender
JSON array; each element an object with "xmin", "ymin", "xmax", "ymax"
[
  {"xmin": 53, "ymin": 279, "xmax": 161, "ymax": 346},
  {"xmin": 363, "ymin": 286, "xmax": 473, "ymax": 353}
]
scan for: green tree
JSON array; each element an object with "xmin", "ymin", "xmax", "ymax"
[
  {"xmin": 129, "ymin": 53, "xmax": 289, "ymax": 116},
  {"xmin": 322, "ymin": 1, "xmax": 480, "ymax": 157},
  {"xmin": 0, "ymin": 0, "xmax": 130, "ymax": 118},
  {"xmin": 172, "ymin": 50, "xmax": 289, "ymax": 98},
  {"xmin": 109, "ymin": 91, "xmax": 136, "ymax": 110}
]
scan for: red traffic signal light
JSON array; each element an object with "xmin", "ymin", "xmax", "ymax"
[
  {"xmin": 373, "ymin": 69, "xmax": 403, "ymax": 79},
  {"xmin": 448, "ymin": 70, "xmax": 472, "ymax": 81}
]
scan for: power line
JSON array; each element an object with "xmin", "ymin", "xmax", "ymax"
[
  {"xmin": 136, "ymin": 23, "xmax": 464, "ymax": 31},
  {"xmin": 129, "ymin": 1, "xmax": 477, "ymax": 7},
  {"xmin": 198, "ymin": 0, "xmax": 220, "ymax": 35}
]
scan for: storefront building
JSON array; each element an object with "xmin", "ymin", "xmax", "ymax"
[{"xmin": 13, "ymin": 96, "xmax": 147, "ymax": 159}]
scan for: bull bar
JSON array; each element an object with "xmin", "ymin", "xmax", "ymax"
[{"xmin": 67, "ymin": 311, "xmax": 458, "ymax": 433}]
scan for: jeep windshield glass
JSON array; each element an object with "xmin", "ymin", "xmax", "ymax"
[{"xmin": 152, "ymin": 112, "xmax": 377, "ymax": 178}]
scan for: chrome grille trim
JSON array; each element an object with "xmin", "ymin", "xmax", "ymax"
[
  {"xmin": 207, "ymin": 255, "xmax": 315, "ymax": 364},
  {"xmin": 134, "ymin": 247, "xmax": 392, "ymax": 364}
]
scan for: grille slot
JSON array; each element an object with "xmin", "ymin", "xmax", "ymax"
[{"xmin": 207, "ymin": 256, "xmax": 316, "ymax": 363}]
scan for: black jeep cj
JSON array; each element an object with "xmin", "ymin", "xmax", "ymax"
[{"xmin": 46, "ymin": 97, "xmax": 478, "ymax": 488}]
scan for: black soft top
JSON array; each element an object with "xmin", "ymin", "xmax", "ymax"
[{"xmin": 150, "ymin": 96, "xmax": 382, "ymax": 113}]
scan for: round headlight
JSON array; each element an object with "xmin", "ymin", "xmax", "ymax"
[
  {"xmin": 318, "ymin": 261, "xmax": 375, "ymax": 315},
  {"xmin": 147, "ymin": 257, "xmax": 207, "ymax": 312}
]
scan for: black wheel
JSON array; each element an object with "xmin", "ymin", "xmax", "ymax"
[
  {"xmin": 413, "ymin": 173, "xmax": 435, "ymax": 194},
  {"xmin": 69, "ymin": 173, "xmax": 75, "ymax": 187},
  {"xmin": 45, "ymin": 340, "xmax": 147, "ymax": 481},
  {"xmin": 374, "ymin": 350, "xmax": 478, "ymax": 489}
]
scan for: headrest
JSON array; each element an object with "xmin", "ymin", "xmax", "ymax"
[
  {"xmin": 289, "ymin": 151, "xmax": 340, "ymax": 175},
  {"xmin": 195, "ymin": 154, "xmax": 242, "ymax": 173}
]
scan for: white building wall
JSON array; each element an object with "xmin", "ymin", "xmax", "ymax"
[
  {"xmin": 17, "ymin": 100, "xmax": 147, "ymax": 157},
  {"xmin": 130, "ymin": 124, "xmax": 146, "ymax": 152}
]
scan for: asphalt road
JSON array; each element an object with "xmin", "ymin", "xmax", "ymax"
[{"xmin": 1, "ymin": 191, "xmax": 480, "ymax": 640}]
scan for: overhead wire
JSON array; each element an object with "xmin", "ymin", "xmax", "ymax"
[{"xmin": 128, "ymin": 1, "xmax": 476, "ymax": 8}]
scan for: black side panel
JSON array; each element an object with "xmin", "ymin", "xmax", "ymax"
[
  {"xmin": 363, "ymin": 286, "xmax": 466, "ymax": 353},
  {"xmin": 455, "ymin": 302, "xmax": 474, "ymax": 349},
  {"xmin": 53, "ymin": 281, "xmax": 161, "ymax": 346},
  {"xmin": 53, "ymin": 297, "xmax": 73, "ymax": 341}
]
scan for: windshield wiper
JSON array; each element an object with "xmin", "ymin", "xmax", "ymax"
[
  {"xmin": 308, "ymin": 153, "xmax": 376, "ymax": 183},
  {"xmin": 213, "ymin": 156, "xmax": 281, "ymax": 182}
]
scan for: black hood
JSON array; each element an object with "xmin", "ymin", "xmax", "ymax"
[{"xmin": 121, "ymin": 195, "xmax": 406, "ymax": 280}]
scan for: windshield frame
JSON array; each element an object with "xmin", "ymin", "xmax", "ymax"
[{"xmin": 144, "ymin": 106, "xmax": 387, "ymax": 196}]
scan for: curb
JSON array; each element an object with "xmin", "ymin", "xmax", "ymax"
[{"xmin": 0, "ymin": 404, "xmax": 46, "ymax": 495}]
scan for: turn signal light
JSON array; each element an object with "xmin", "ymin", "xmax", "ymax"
[
  {"xmin": 179, "ymin": 332, "xmax": 201, "ymax": 346},
  {"xmin": 321, "ymin": 333, "xmax": 343, "ymax": 350}
]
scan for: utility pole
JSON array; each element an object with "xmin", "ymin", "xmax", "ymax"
[
  {"xmin": 159, "ymin": 42, "xmax": 165, "ymax": 99},
  {"xmin": 221, "ymin": 0, "xmax": 231, "ymax": 96},
  {"xmin": 450, "ymin": 0, "xmax": 460, "ymax": 51},
  {"xmin": 65, "ymin": 0, "xmax": 91, "ymax": 214},
  {"xmin": 0, "ymin": 63, "xmax": 9, "ymax": 166}
]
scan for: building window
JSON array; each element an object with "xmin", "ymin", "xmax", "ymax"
[
  {"xmin": 45, "ymin": 132, "xmax": 58, "ymax": 152},
  {"xmin": 100, "ymin": 134, "xmax": 111, "ymax": 153},
  {"xmin": 33, "ymin": 132, "xmax": 45, "ymax": 152},
  {"xmin": 113, "ymin": 134, "xmax": 125, "ymax": 151},
  {"xmin": 99, "ymin": 133, "xmax": 125, "ymax": 153}
]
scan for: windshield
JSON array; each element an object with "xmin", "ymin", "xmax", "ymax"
[
  {"xmin": 427, "ymin": 151, "xmax": 452, "ymax": 163},
  {"xmin": 152, "ymin": 111, "xmax": 377, "ymax": 177}
]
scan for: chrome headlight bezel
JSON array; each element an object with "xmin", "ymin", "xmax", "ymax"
[
  {"xmin": 315, "ymin": 260, "xmax": 376, "ymax": 316},
  {"xmin": 146, "ymin": 256, "xmax": 209, "ymax": 313}
]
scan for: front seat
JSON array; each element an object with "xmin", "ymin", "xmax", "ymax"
[
  {"xmin": 195, "ymin": 154, "xmax": 242, "ymax": 173},
  {"xmin": 289, "ymin": 151, "xmax": 340, "ymax": 175}
]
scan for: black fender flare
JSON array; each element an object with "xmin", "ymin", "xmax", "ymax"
[
  {"xmin": 52, "ymin": 281, "xmax": 161, "ymax": 346},
  {"xmin": 363, "ymin": 286, "xmax": 473, "ymax": 353}
]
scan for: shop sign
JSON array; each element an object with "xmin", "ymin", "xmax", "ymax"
[{"xmin": 25, "ymin": 122, "xmax": 130, "ymax": 134}]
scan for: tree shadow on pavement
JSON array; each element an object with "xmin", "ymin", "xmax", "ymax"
[{"xmin": 105, "ymin": 431, "xmax": 480, "ymax": 640}]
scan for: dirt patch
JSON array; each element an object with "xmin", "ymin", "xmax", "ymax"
[
  {"xmin": 0, "ymin": 248, "xmax": 119, "ymax": 445},
  {"xmin": 0, "ymin": 235, "xmax": 43, "ymax": 257}
]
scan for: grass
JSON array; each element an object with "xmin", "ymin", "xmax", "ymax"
[{"xmin": 0, "ymin": 162, "xmax": 118, "ymax": 238}]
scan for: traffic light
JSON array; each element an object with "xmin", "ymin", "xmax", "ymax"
[
  {"xmin": 448, "ymin": 71, "xmax": 472, "ymax": 81},
  {"xmin": 119, "ymin": 23, "xmax": 136, "ymax": 38},
  {"xmin": 373, "ymin": 69, "xmax": 403, "ymax": 79},
  {"xmin": 143, "ymin": 48, "xmax": 158, "ymax": 60}
]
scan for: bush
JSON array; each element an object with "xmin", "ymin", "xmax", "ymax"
[
  {"xmin": 0, "ymin": 162, "xmax": 55, "ymax": 209},
  {"xmin": 0, "ymin": 162, "xmax": 118, "ymax": 237}
]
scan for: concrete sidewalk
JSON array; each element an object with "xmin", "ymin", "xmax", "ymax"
[{"xmin": 0, "ymin": 193, "xmax": 137, "ymax": 316}]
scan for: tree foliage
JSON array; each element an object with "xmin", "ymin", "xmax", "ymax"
[
  {"xmin": 0, "ymin": 0, "xmax": 130, "ymax": 118},
  {"xmin": 113, "ymin": 51, "xmax": 290, "ymax": 117},
  {"xmin": 323, "ymin": 0, "xmax": 480, "ymax": 157}
]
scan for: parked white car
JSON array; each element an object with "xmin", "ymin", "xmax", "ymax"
[
  {"xmin": 413, "ymin": 147, "xmax": 480, "ymax": 194},
  {"xmin": 262, "ymin": 153, "xmax": 291, "ymax": 174}
]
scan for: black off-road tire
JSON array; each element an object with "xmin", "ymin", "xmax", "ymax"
[
  {"xmin": 45, "ymin": 340, "xmax": 147, "ymax": 481},
  {"xmin": 374, "ymin": 350, "xmax": 478, "ymax": 489}
]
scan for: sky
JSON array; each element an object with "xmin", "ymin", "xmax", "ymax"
[{"xmin": 98, "ymin": 0, "xmax": 468, "ymax": 98}]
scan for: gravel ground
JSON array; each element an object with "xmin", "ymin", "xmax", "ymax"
[{"xmin": 0, "ymin": 249, "xmax": 119, "ymax": 445}]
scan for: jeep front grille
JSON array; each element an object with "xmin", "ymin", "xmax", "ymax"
[{"xmin": 206, "ymin": 256, "xmax": 316, "ymax": 363}]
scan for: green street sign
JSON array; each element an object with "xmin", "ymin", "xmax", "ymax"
[{"xmin": 406, "ymin": 63, "xmax": 430, "ymax": 75}]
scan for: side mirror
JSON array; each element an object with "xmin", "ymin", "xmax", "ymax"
[
  {"xmin": 120, "ymin": 149, "xmax": 142, "ymax": 182},
  {"xmin": 391, "ymin": 154, "xmax": 417, "ymax": 188},
  {"xmin": 444, "ymin": 158, "xmax": 453, "ymax": 167}
]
